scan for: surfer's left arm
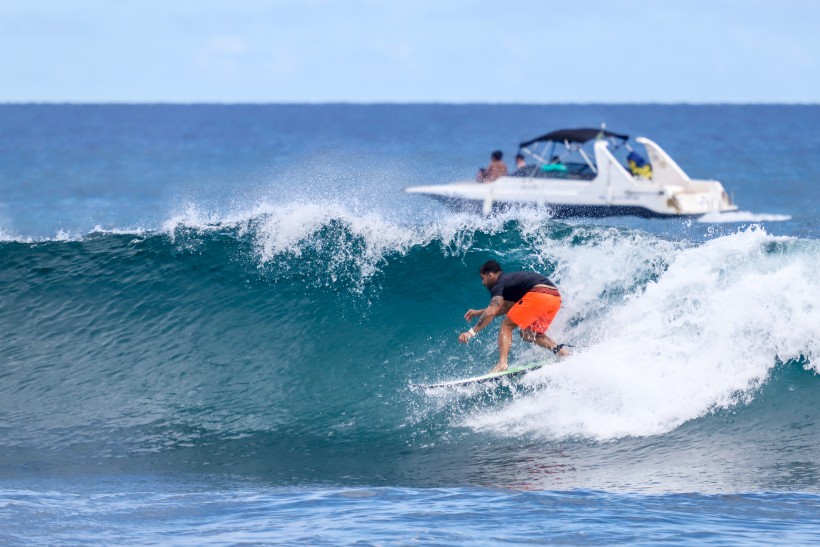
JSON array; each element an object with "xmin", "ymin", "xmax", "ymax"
[{"xmin": 459, "ymin": 296, "xmax": 503, "ymax": 343}]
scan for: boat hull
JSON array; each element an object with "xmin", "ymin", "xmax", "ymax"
[{"xmin": 421, "ymin": 194, "xmax": 703, "ymax": 219}]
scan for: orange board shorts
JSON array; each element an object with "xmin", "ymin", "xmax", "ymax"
[{"xmin": 506, "ymin": 287, "xmax": 561, "ymax": 334}]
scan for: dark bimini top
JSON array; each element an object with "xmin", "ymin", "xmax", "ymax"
[{"xmin": 489, "ymin": 271, "xmax": 557, "ymax": 302}]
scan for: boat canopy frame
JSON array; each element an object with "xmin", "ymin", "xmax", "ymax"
[{"xmin": 518, "ymin": 127, "xmax": 629, "ymax": 175}]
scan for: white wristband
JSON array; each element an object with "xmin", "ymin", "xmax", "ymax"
[{"xmin": 468, "ymin": 328, "xmax": 477, "ymax": 337}]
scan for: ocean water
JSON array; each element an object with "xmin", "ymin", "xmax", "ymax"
[{"xmin": 0, "ymin": 104, "xmax": 818, "ymax": 544}]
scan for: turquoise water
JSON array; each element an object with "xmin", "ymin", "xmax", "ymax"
[{"xmin": 0, "ymin": 104, "xmax": 818, "ymax": 543}]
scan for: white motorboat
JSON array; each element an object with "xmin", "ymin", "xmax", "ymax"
[{"xmin": 405, "ymin": 128, "xmax": 738, "ymax": 217}]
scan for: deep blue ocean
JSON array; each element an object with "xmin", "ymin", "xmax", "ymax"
[{"xmin": 0, "ymin": 104, "xmax": 818, "ymax": 544}]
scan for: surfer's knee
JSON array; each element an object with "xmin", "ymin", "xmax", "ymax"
[{"xmin": 519, "ymin": 329, "xmax": 537, "ymax": 342}]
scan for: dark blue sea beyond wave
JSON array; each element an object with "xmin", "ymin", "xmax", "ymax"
[{"xmin": 0, "ymin": 104, "xmax": 818, "ymax": 543}]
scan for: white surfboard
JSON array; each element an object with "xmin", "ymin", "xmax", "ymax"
[{"xmin": 415, "ymin": 362, "xmax": 546, "ymax": 389}]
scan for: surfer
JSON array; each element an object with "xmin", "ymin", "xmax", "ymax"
[{"xmin": 459, "ymin": 260, "xmax": 569, "ymax": 372}]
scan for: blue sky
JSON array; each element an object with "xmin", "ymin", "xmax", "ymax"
[{"xmin": 2, "ymin": 0, "xmax": 818, "ymax": 103}]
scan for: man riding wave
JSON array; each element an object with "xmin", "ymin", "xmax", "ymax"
[{"xmin": 459, "ymin": 260, "xmax": 570, "ymax": 372}]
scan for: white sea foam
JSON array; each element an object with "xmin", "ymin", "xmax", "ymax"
[
  {"xmin": 161, "ymin": 202, "xmax": 225, "ymax": 236},
  {"xmin": 88, "ymin": 225, "xmax": 149, "ymax": 236},
  {"xmin": 0, "ymin": 227, "xmax": 20, "ymax": 242},
  {"xmin": 699, "ymin": 211, "xmax": 792, "ymax": 223},
  {"xmin": 530, "ymin": 225, "xmax": 688, "ymax": 333},
  {"xmin": 0, "ymin": 223, "xmax": 150, "ymax": 243},
  {"xmin": 0, "ymin": 222, "xmax": 80, "ymax": 243},
  {"xmin": 465, "ymin": 226, "xmax": 820, "ymax": 441},
  {"xmin": 54, "ymin": 229, "xmax": 82, "ymax": 242}
]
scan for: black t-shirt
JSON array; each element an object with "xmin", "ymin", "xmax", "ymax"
[{"xmin": 490, "ymin": 271, "xmax": 556, "ymax": 302}]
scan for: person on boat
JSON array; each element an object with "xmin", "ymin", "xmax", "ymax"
[
  {"xmin": 510, "ymin": 153, "xmax": 532, "ymax": 177},
  {"xmin": 476, "ymin": 150, "xmax": 508, "ymax": 182},
  {"xmin": 627, "ymin": 150, "xmax": 652, "ymax": 178},
  {"xmin": 458, "ymin": 260, "xmax": 570, "ymax": 372},
  {"xmin": 540, "ymin": 155, "xmax": 568, "ymax": 173}
]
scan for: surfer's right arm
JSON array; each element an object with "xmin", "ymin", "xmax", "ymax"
[
  {"xmin": 464, "ymin": 308, "xmax": 485, "ymax": 321},
  {"xmin": 459, "ymin": 296, "xmax": 503, "ymax": 343}
]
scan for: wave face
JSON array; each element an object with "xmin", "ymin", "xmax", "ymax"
[{"xmin": 0, "ymin": 205, "xmax": 817, "ymax": 492}]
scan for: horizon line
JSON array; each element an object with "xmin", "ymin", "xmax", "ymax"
[{"xmin": 1, "ymin": 100, "xmax": 818, "ymax": 106}]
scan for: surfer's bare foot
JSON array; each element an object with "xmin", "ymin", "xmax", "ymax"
[{"xmin": 489, "ymin": 363, "xmax": 508, "ymax": 373}]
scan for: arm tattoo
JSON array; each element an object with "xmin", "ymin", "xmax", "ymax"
[{"xmin": 477, "ymin": 296, "xmax": 504, "ymax": 328}]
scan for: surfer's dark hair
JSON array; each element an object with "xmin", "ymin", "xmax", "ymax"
[
  {"xmin": 491, "ymin": 150, "xmax": 503, "ymax": 161},
  {"xmin": 479, "ymin": 260, "xmax": 502, "ymax": 274}
]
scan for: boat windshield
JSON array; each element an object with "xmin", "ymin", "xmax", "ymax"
[{"xmin": 516, "ymin": 127, "xmax": 629, "ymax": 178}]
